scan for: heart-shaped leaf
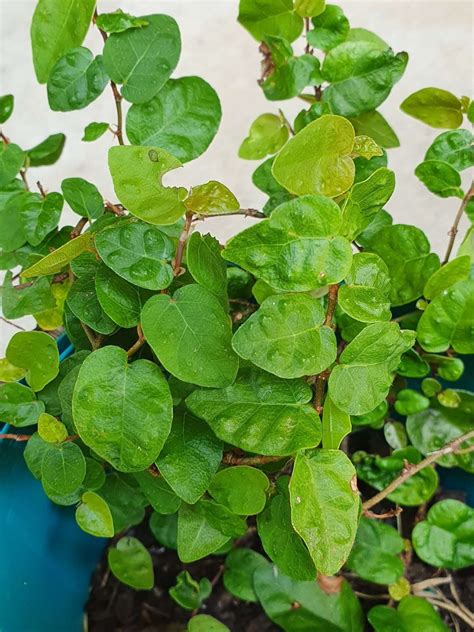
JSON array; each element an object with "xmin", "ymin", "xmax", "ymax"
[
  {"xmin": 6, "ymin": 331, "xmax": 59, "ymax": 391},
  {"xmin": 208, "ymin": 466, "xmax": 269, "ymax": 515},
  {"xmin": 238, "ymin": 114, "xmax": 289, "ymax": 160},
  {"xmin": 76, "ymin": 491, "xmax": 114, "ymax": 537},
  {"xmin": 108, "ymin": 536, "xmax": 154, "ymax": 589}
]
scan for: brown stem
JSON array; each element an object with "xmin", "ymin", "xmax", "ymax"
[
  {"xmin": 20, "ymin": 169, "xmax": 30, "ymax": 191},
  {"xmin": 37, "ymin": 180, "xmax": 46, "ymax": 198},
  {"xmin": 324, "ymin": 284, "xmax": 339, "ymax": 327},
  {"xmin": 363, "ymin": 429, "xmax": 474, "ymax": 510},
  {"xmin": 222, "ymin": 452, "xmax": 284, "ymax": 466},
  {"xmin": 81, "ymin": 323, "xmax": 104, "ymax": 351},
  {"xmin": 14, "ymin": 272, "xmax": 69, "ymax": 290},
  {"xmin": 0, "ymin": 316, "xmax": 26, "ymax": 331},
  {"xmin": 278, "ymin": 109, "xmax": 295, "ymax": 136},
  {"xmin": 105, "ymin": 201, "xmax": 126, "ymax": 216},
  {"xmin": 127, "ymin": 324, "xmax": 145, "ymax": 358},
  {"xmin": 363, "ymin": 507, "xmax": 403, "ymax": 520},
  {"xmin": 195, "ymin": 208, "xmax": 266, "ymax": 220},
  {"xmin": 0, "ymin": 433, "xmax": 78, "ymax": 442},
  {"xmin": 173, "ymin": 212, "xmax": 193, "ymax": 276},
  {"xmin": 443, "ymin": 181, "xmax": 474, "ymax": 264},
  {"xmin": 71, "ymin": 217, "xmax": 88, "ymax": 239},
  {"xmin": 304, "ymin": 17, "xmax": 312, "ymax": 54}
]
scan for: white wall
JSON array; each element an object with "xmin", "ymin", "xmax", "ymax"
[{"xmin": 0, "ymin": 0, "xmax": 472, "ymax": 350}]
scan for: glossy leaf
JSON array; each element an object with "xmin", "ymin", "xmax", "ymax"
[
  {"xmin": 66, "ymin": 274, "xmax": 117, "ymax": 335},
  {"xmin": 0, "ymin": 143, "xmax": 25, "ymax": 188},
  {"xmin": 38, "ymin": 412, "xmax": 67, "ymax": 443},
  {"xmin": 307, "ymin": 4, "xmax": 349, "ymax": 52},
  {"xmin": 98, "ymin": 473, "xmax": 147, "ymax": 533},
  {"xmin": 322, "ymin": 396, "xmax": 351, "ymax": 450},
  {"xmin": 0, "ymin": 358, "xmax": 27, "ymax": 382},
  {"xmin": 425, "ymin": 129, "xmax": 474, "ymax": 171},
  {"xmin": 187, "ymin": 367, "xmax": 321, "ymax": 456},
  {"xmin": 186, "ymin": 232, "xmax": 227, "ymax": 299},
  {"xmin": 82, "ymin": 122, "xmax": 109, "ymax": 142},
  {"xmin": 41, "ymin": 441, "xmax": 86, "ymax": 495},
  {"xmin": 76, "ymin": 491, "xmax": 114, "ymax": 537},
  {"xmin": 400, "ymin": 88, "xmax": 463, "ymax": 128},
  {"xmin": 0, "ymin": 383, "xmax": 44, "ymax": 427},
  {"xmin": 61, "ymin": 177, "xmax": 103, "ymax": 219},
  {"xmin": 423, "ymin": 255, "xmax": 470, "ymax": 300},
  {"xmin": 350, "ymin": 110, "xmax": 400, "ymax": 148},
  {"xmin": 368, "ymin": 596, "xmax": 450, "ymax": 632},
  {"xmin": 415, "ymin": 160, "xmax": 463, "ymax": 198},
  {"xmin": 352, "ymin": 135, "xmax": 383, "ymax": 160},
  {"xmin": 223, "ymin": 548, "xmax": 269, "ymax": 602},
  {"xmin": 238, "ymin": 0, "xmax": 303, "ymax": 43},
  {"xmin": 295, "ymin": 0, "xmax": 325, "ymax": 17},
  {"xmin": 0, "ymin": 94, "xmax": 13, "ymax": 124},
  {"xmin": 96, "ymin": 9, "xmax": 149, "ymax": 33},
  {"xmin": 208, "ymin": 466, "xmax": 269, "ymax": 515},
  {"xmin": 126, "ymin": 76, "xmax": 221, "ymax": 162},
  {"xmin": 20, "ymin": 192, "xmax": 63, "ymax": 246},
  {"xmin": 339, "ymin": 252, "xmax": 391, "ymax": 322},
  {"xmin": 2, "ymin": 271, "xmax": 55, "ymax": 319},
  {"xmin": 95, "ymin": 263, "xmax": 142, "ymax": 328},
  {"xmin": 73, "ymin": 346, "xmax": 173, "ymax": 472},
  {"xmin": 184, "ymin": 181, "xmax": 239, "ymax": 216},
  {"xmin": 134, "ymin": 471, "xmax": 181, "ymax": 515},
  {"xmin": 188, "ymin": 615, "xmax": 230, "ymax": 632},
  {"xmin": 27, "ymin": 133, "xmax": 66, "ymax": 166},
  {"xmin": 22, "ymin": 233, "xmax": 94, "ymax": 277},
  {"xmin": 108, "ymin": 537, "xmax": 154, "ymax": 590},
  {"xmin": 239, "ymin": 114, "xmax": 289, "ymax": 160},
  {"xmin": 6, "ymin": 331, "xmax": 59, "ymax": 391}
]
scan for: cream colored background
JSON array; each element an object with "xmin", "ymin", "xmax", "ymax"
[{"xmin": 0, "ymin": 0, "xmax": 473, "ymax": 351}]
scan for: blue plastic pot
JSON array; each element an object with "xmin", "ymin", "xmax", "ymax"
[{"xmin": 0, "ymin": 336, "xmax": 105, "ymax": 632}]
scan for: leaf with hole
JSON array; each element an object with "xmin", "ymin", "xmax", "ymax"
[{"xmin": 6, "ymin": 331, "xmax": 59, "ymax": 391}]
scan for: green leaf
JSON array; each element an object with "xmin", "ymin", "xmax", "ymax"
[
  {"xmin": 422, "ymin": 377, "xmax": 443, "ymax": 397},
  {"xmin": 346, "ymin": 28, "xmax": 389, "ymax": 50},
  {"xmin": 223, "ymin": 548, "xmax": 269, "ymax": 602},
  {"xmin": 102, "ymin": 14, "xmax": 181, "ymax": 104},
  {"xmin": 95, "ymin": 218, "xmax": 174, "ymax": 290},
  {"xmin": 415, "ymin": 160, "xmax": 463, "ymax": 198},
  {"xmin": 188, "ymin": 615, "xmax": 230, "ymax": 632},
  {"xmin": 352, "ymin": 135, "xmax": 383, "ymax": 160},
  {"xmin": 423, "ymin": 255, "xmax": 470, "ymax": 300},
  {"xmin": 0, "ymin": 358, "xmax": 27, "ymax": 382},
  {"xmin": 108, "ymin": 145, "xmax": 187, "ymax": 225},
  {"xmin": 155, "ymin": 408, "xmax": 222, "ymax": 504},
  {"xmin": 30, "ymin": 0, "xmax": 96, "ymax": 83},
  {"xmin": 208, "ymin": 466, "xmax": 269, "ymax": 515},
  {"xmin": 400, "ymin": 88, "xmax": 463, "ymax": 129},
  {"xmin": 412, "ymin": 499, "xmax": 474, "ymax": 569},
  {"xmin": 149, "ymin": 511, "xmax": 178, "ymax": 549},
  {"xmin": 239, "ymin": 114, "xmax": 289, "ymax": 160},
  {"xmin": 425, "ymin": 129, "xmax": 474, "ymax": 171},
  {"xmin": 126, "ymin": 76, "xmax": 221, "ymax": 163},
  {"xmin": 184, "ymin": 181, "xmax": 240, "ymax": 216},
  {"xmin": 0, "ymin": 94, "xmax": 13, "ymax": 124},
  {"xmin": 232, "ymin": 294, "xmax": 337, "ymax": 378},
  {"xmin": 187, "ymin": 367, "xmax": 321, "ymax": 456},
  {"xmin": 134, "ymin": 471, "xmax": 181, "ymax": 514},
  {"xmin": 367, "ymin": 224, "xmax": 440, "ymax": 306},
  {"xmin": 20, "ymin": 192, "xmax": 64, "ymax": 246},
  {"xmin": 0, "ymin": 383, "xmax": 44, "ymax": 427},
  {"xmin": 47, "ymin": 47, "xmax": 108, "ymax": 112},
  {"xmin": 328, "ymin": 322, "xmax": 415, "ymax": 415},
  {"xmin": 272, "ymin": 115, "xmax": 355, "ymax": 197},
  {"xmin": 238, "ymin": 0, "xmax": 303, "ymax": 43},
  {"xmin": 6, "ymin": 331, "xmax": 59, "ymax": 391},
  {"xmin": 38, "ymin": 412, "xmax": 67, "ymax": 443},
  {"xmin": 322, "ymin": 42, "xmax": 408, "ymax": 117},
  {"xmin": 394, "ymin": 389, "xmax": 429, "ymax": 415},
  {"xmin": 22, "ymin": 233, "xmax": 94, "ymax": 277},
  {"xmin": 95, "ymin": 263, "xmax": 142, "ymax": 328},
  {"xmin": 368, "ymin": 596, "xmax": 450, "ymax": 632},
  {"xmin": 346, "ymin": 517, "xmax": 404, "ymax": 585},
  {"xmin": 108, "ymin": 537, "xmax": 154, "ymax": 590},
  {"xmin": 169, "ymin": 570, "xmax": 212, "ymax": 611},
  {"xmin": 322, "ymin": 396, "xmax": 351, "ymax": 450},
  {"xmin": 295, "ymin": 0, "xmax": 325, "ymax": 17},
  {"xmin": 289, "ymin": 449, "xmax": 359, "ymax": 576},
  {"xmin": 98, "ymin": 473, "xmax": 147, "ymax": 532},
  {"xmin": 27, "ymin": 133, "xmax": 66, "ymax": 166},
  {"xmin": 177, "ymin": 500, "xmax": 245, "ymax": 562},
  {"xmin": 41, "ymin": 441, "xmax": 86, "ymax": 495},
  {"xmin": 254, "ymin": 566, "xmax": 364, "ymax": 632},
  {"xmin": 96, "ymin": 9, "xmax": 149, "ymax": 34},
  {"xmin": 424, "ymin": 354, "xmax": 465, "ymax": 382},
  {"xmin": 307, "ymin": 4, "xmax": 349, "ymax": 52},
  {"xmin": 257, "ymin": 477, "xmax": 316, "ymax": 580},
  {"xmin": 351, "ymin": 401, "xmax": 388, "ymax": 429},
  {"xmin": 24, "ymin": 432, "xmax": 55, "ymax": 478},
  {"xmin": 0, "ymin": 192, "xmax": 27, "ymax": 253},
  {"xmin": 223, "ymin": 195, "xmax": 352, "ymax": 290},
  {"xmin": 75, "ymin": 491, "xmax": 114, "ymax": 537},
  {"xmin": 141, "ymin": 284, "xmax": 238, "ymax": 388},
  {"xmin": 339, "ymin": 252, "xmax": 391, "ymax": 322},
  {"xmin": 61, "ymin": 177, "xmax": 103, "ymax": 219},
  {"xmin": 82, "ymin": 122, "xmax": 109, "ymax": 142},
  {"xmin": 2, "ymin": 271, "xmax": 55, "ymax": 319},
  {"xmin": 406, "ymin": 392, "xmax": 474, "ymax": 472},
  {"xmin": 417, "ymin": 279, "xmax": 474, "ymax": 354},
  {"xmin": 350, "ymin": 110, "xmax": 400, "ymax": 148},
  {"xmin": 66, "ymin": 275, "xmax": 117, "ymax": 335},
  {"xmin": 73, "ymin": 346, "xmax": 173, "ymax": 472},
  {"xmin": 261, "ymin": 40, "xmax": 321, "ymax": 101},
  {"xmin": 0, "ymin": 143, "xmax": 25, "ymax": 188},
  {"xmin": 186, "ymin": 232, "xmax": 227, "ymax": 299}
]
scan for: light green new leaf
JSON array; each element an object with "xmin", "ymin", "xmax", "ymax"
[
  {"xmin": 108, "ymin": 537, "xmax": 154, "ymax": 590},
  {"xmin": 169, "ymin": 570, "xmax": 212, "ymax": 611},
  {"xmin": 0, "ymin": 383, "xmax": 44, "ymax": 427},
  {"xmin": 47, "ymin": 47, "xmax": 108, "ymax": 111},
  {"xmin": 0, "ymin": 358, "xmax": 27, "ymax": 383},
  {"xmin": 322, "ymin": 396, "xmax": 351, "ymax": 449},
  {"xmin": 307, "ymin": 4, "xmax": 349, "ymax": 52},
  {"xmin": 328, "ymin": 322, "xmax": 415, "ymax": 415},
  {"xmin": 238, "ymin": 0, "xmax": 303, "ymax": 43},
  {"xmin": 31, "ymin": 0, "xmax": 96, "ymax": 83},
  {"xmin": 346, "ymin": 517, "xmax": 404, "ymax": 585},
  {"xmin": 223, "ymin": 195, "xmax": 352, "ymax": 291},
  {"xmin": 295, "ymin": 0, "xmax": 325, "ymax": 18},
  {"xmin": 0, "ymin": 94, "xmax": 14, "ymax": 124},
  {"xmin": 350, "ymin": 110, "xmax": 400, "ymax": 148},
  {"xmin": 272, "ymin": 115, "xmax": 355, "ymax": 197},
  {"xmin": 322, "ymin": 42, "xmax": 408, "ymax": 117},
  {"xmin": 41, "ymin": 441, "xmax": 86, "ymax": 495},
  {"xmin": 103, "ymin": 14, "xmax": 181, "ymax": 104},
  {"xmin": 82, "ymin": 122, "xmax": 109, "ymax": 142},
  {"xmin": 415, "ymin": 160, "xmax": 463, "ymax": 198},
  {"xmin": 208, "ymin": 466, "xmax": 269, "ymax": 515},
  {"xmin": 232, "ymin": 294, "xmax": 337, "ymax": 378},
  {"xmin": 400, "ymin": 88, "xmax": 463, "ymax": 128},
  {"xmin": 155, "ymin": 408, "xmax": 222, "ymax": 504},
  {"xmin": 95, "ymin": 218, "xmax": 174, "ymax": 290},
  {"xmin": 73, "ymin": 346, "xmax": 173, "ymax": 472},
  {"xmin": 223, "ymin": 548, "xmax": 269, "ymax": 602},
  {"xmin": 134, "ymin": 471, "xmax": 181, "ymax": 515},
  {"xmin": 425, "ymin": 129, "xmax": 474, "ymax": 171},
  {"xmin": 38, "ymin": 412, "xmax": 67, "ymax": 443},
  {"xmin": 187, "ymin": 367, "xmax": 321, "ymax": 456},
  {"xmin": 423, "ymin": 256, "xmax": 470, "ymax": 300},
  {"xmin": 95, "ymin": 263, "xmax": 142, "ymax": 328},
  {"xmin": 22, "ymin": 233, "xmax": 95, "ymax": 277},
  {"xmin": 188, "ymin": 615, "xmax": 230, "ymax": 632},
  {"xmin": 96, "ymin": 9, "xmax": 149, "ymax": 33},
  {"xmin": 141, "ymin": 284, "xmax": 238, "ymax": 388},
  {"xmin": 367, "ymin": 224, "xmax": 440, "ymax": 306},
  {"xmin": 184, "ymin": 181, "xmax": 239, "ymax": 216},
  {"xmin": 369, "ymin": 596, "xmax": 450, "ymax": 632},
  {"xmin": 126, "ymin": 76, "xmax": 221, "ymax": 163},
  {"xmin": 61, "ymin": 177, "xmax": 103, "ymax": 219},
  {"xmin": 108, "ymin": 145, "xmax": 186, "ymax": 225},
  {"xmin": 338, "ymin": 252, "xmax": 391, "ymax": 322},
  {"xmin": 186, "ymin": 232, "xmax": 227, "ymax": 299},
  {"xmin": 76, "ymin": 491, "xmax": 114, "ymax": 537},
  {"xmin": 412, "ymin": 499, "xmax": 474, "ymax": 569},
  {"xmin": 384, "ymin": 420, "xmax": 408, "ymax": 449},
  {"xmin": 6, "ymin": 331, "xmax": 59, "ymax": 391},
  {"xmin": 417, "ymin": 279, "xmax": 474, "ymax": 354},
  {"xmin": 239, "ymin": 114, "xmax": 289, "ymax": 160},
  {"xmin": 0, "ymin": 143, "xmax": 25, "ymax": 188},
  {"xmin": 346, "ymin": 28, "xmax": 389, "ymax": 50},
  {"xmin": 352, "ymin": 135, "xmax": 383, "ymax": 160},
  {"xmin": 289, "ymin": 449, "xmax": 359, "ymax": 576},
  {"xmin": 27, "ymin": 133, "xmax": 66, "ymax": 166}
]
